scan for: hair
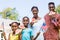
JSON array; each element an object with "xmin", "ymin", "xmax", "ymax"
[
  {"xmin": 9, "ymin": 22, "xmax": 20, "ymax": 26},
  {"xmin": 23, "ymin": 16, "xmax": 29, "ymax": 21},
  {"xmin": 31, "ymin": 6, "xmax": 39, "ymax": 11},
  {"xmin": 48, "ymin": 2, "xmax": 55, "ymax": 6}
]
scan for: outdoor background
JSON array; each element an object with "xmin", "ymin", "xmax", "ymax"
[
  {"xmin": 0, "ymin": 0, "xmax": 60, "ymax": 40},
  {"xmin": 0, "ymin": 0, "xmax": 60, "ymax": 20}
]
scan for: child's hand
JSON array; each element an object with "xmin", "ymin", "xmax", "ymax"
[
  {"xmin": 3, "ymin": 32, "xmax": 5, "ymax": 36},
  {"xmin": 3, "ymin": 32, "xmax": 7, "ymax": 40}
]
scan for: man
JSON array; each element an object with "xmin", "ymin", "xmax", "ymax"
[{"xmin": 44, "ymin": 2, "xmax": 60, "ymax": 40}]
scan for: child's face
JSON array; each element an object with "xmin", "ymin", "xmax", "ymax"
[
  {"xmin": 23, "ymin": 18, "xmax": 29, "ymax": 27},
  {"xmin": 11, "ymin": 23, "xmax": 18, "ymax": 31}
]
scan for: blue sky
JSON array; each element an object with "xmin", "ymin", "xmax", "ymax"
[{"xmin": 0, "ymin": 0, "xmax": 60, "ymax": 20}]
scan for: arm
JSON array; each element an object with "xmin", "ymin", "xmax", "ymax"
[
  {"xmin": 8, "ymin": 34, "xmax": 10, "ymax": 40},
  {"xmin": 19, "ymin": 29, "xmax": 22, "ymax": 40},
  {"xmin": 3, "ymin": 32, "xmax": 7, "ymax": 40},
  {"xmin": 30, "ymin": 29, "xmax": 34, "ymax": 40},
  {"xmin": 30, "ymin": 22, "xmax": 34, "ymax": 27},
  {"xmin": 33, "ymin": 32, "xmax": 40, "ymax": 40},
  {"xmin": 44, "ymin": 14, "xmax": 51, "ymax": 27},
  {"xmin": 19, "ymin": 33, "xmax": 22, "ymax": 40},
  {"xmin": 31, "ymin": 36, "xmax": 34, "ymax": 40}
]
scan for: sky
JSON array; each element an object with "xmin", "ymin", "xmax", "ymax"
[{"xmin": 0, "ymin": 0, "xmax": 60, "ymax": 20}]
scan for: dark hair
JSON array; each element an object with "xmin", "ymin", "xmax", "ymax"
[
  {"xmin": 9, "ymin": 22, "xmax": 20, "ymax": 26},
  {"xmin": 31, "ymin": 6, "xmax": 39, "ymax": 11},
  {"xmin": 23, "ymin": 16, "xmax": 29, "ymax": 21},
  {"xmin": 48, "ymin": 2, "xmax": 55, "ymax": 6}
]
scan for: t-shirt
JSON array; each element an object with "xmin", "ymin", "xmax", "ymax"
[
  {"xmin": 10, "ymin": 29, "xmax": 22, "ymax": 40},
  {"xmin": 22, "ymin": 28, "xmax": 33, "ymax": 40}
]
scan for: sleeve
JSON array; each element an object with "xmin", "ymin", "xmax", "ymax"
[
  {"xmin": 44, "ymin": 14, "xmax": 51, "ymax": 27},
  {"xmin": 57, "ymin": 14, "xmax": 60, "ymax": 29}
]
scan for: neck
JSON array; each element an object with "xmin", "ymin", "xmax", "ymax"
[
  {"xmin": 33, "ymin": 16, "xmax": 38, "ymax": 19},
  {"xmin": 13, "ymin": 31, "xmax": 15, "ymax": 34},
  {"xmin": 50, "ymin": 10, "xmax": 55, "ymax": 12},
  {"xmin": 25, "ymin": 25, "xmax": 28, "ymax": 28}
]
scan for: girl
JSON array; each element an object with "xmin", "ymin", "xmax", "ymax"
[
  {"xmin": 8, "ymin": 22, "xmax": 22, "ymax": 40},
  {"xmin": 30, "ymin": 6, "xmax": 45, "ymax": 40},
  {"xmin": 22, "ymin": 16, "xmax": 33, "ymax": 40}
]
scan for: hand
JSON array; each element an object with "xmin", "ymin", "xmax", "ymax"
[
  {"xmin": 3, "ymin": 32, "xmax": 7, "ymax": 40},
  {"xmin": 49, "ymin": 11, "xmax": 55, "ymax": 15},
  {"xmin": 30, "ymin": 22, "xmax": 34, "ymax": 26},
  {"xmin": 32, "ymin": 38, "xmax": 36, "ymax": 40}
]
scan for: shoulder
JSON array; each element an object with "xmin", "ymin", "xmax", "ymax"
[
  {"xmin": 28, "ymin": 28, "xmax": 33, "ymax": 31},
  {"xmin": 16, "ymin": 29, "xmax": 22, "ymax": 34},
  {"xmin": 38, "ymin": 18, "xmax": 45, "ymax": 23},
  {"xmin": 56, "ymin": 14, "xmax": 60, "ymax": 19},
  {"xmin": 44, "ymin": 13, "xmax": 49, "ymax": 17}
]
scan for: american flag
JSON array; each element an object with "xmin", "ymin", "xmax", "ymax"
[
  {"xmin": 42, "ymin": 23, "xmax": 48, "ymax": 31},
  {"xmin": 52, "ymin": 18, "xmax": 57, "ymax": 26}
]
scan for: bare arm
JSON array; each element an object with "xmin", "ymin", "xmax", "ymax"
[
  {"xmin": 30, "ymin": 22, "xmax": 34, "ymax": 27},
  {"xmin": 8, "ymin": 34, "xmax": 10, "ymax": 40},
  {"xmin": 19, "ymin": 29, "xmax": 22, "ymax": 40},
  {"xmin": 19, "ymin": 33, "xmax": 22, "ymax": 40},
  {"xmin": 3, "ymin": 32, "xmax": 7, "ymax": 40},
  {"xmin": 33, "ymin": 32, "xmax": 40, "ymax": 40},
  {"xmin": 30, "ymin": 36, "xmax": 34, "ymax": 40}
]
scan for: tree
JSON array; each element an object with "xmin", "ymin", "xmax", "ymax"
[
  {"xmin": 0, "ymin": 7, "xmax": 19, "ymax": 20},
  {"xmin": 56, "ymin": 5, "xmax": 60, "ymax": 14}
]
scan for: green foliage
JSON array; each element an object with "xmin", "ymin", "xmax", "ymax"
[
  {"xmin": 56, "ymin": 5, "xmax": 60, "ymax": 14},
  {"xmin": 0, "ymin": 7, "xmax": 19, "ymax": 20}
]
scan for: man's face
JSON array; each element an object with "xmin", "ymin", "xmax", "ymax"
[
  {"xmin": 32, "ymin": 8, "xmax": 38, "ymax": 17},
  {"xmin": 49, "ymin": 4, "xmax": 55, "ymax": 11}
]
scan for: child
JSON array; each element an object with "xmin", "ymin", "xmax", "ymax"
[
  {"xmin": 22, "ymin": 16, "xmax": 33, "ymax": 40},
  {"xmin": 8, "ymin": 22, "xmax": 22, "ymax": 40}
]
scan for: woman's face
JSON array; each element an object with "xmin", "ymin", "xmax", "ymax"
[
  {"xmin": 11, "ymin": 23, "xmax": 18, "ymax": 31},
  {"xmin": 23, "ymin": 18, "xmax": 29, "ymax": 27},
  {"xmin": 32, "ymin": 8, "xmax": 38, "ymax": 17}
]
